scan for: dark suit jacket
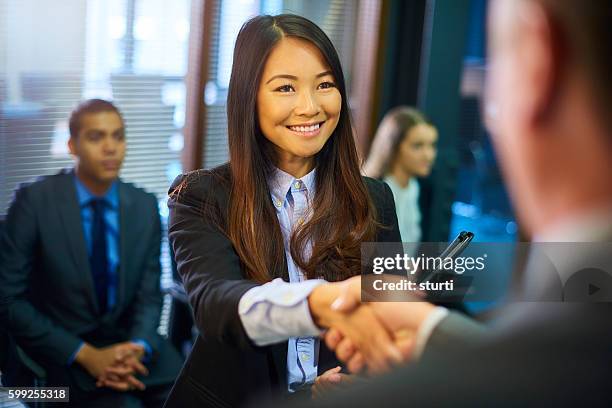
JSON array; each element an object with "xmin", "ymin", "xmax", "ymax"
[
  {"xmin": 278, "ymin": 229, "xmax": 612, "ymax": 407},
  {"xmin": 279, "ymin": 304, "xmax": 612, "ymax": 408},
  {"xmin": 164, "ymin": 163, "xmax": 401, "ymax": 408},
  {"xmin": 0, "ymin": 169, "xmax": 181, "ymax": 390}
]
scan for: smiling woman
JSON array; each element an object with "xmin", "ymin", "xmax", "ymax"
[
  {"xmin": 257, "ymin": 37, "xmax": 341, "ymax": 170},
  {"xmin": 165, "ymin": 14, "xmax": 401, "ymax": 407}
]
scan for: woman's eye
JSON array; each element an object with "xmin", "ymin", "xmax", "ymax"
[
  {"xmin": 318, "ymin": 81, "xmax": 335, "ymax": 90},
  {"xmin": 275, "ymin": 84, "xmax": 295, "ymax": 92}
]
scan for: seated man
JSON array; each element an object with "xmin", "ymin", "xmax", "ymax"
[{"xmin": 0, "ymin": 99, "xmax": 182, "ymax": 407}]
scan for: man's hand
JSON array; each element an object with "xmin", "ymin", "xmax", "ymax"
[
  {"xmin": 308, "ymin": 279, "xmax": 404, "ymax": 374},
  {"xmin": 318, "ymin": 276, "xmax": 435, "ymax": 373},
  {"xmin": 325, "ymin": 326, "xmax": 415, "ymax": 373},
  {"xmin": 76, "ymin": 342, "xmax": 148, "ymax": 391},
  {"xmin": 332, "ymin": 277, "xmax": 437, "ymax": 333},
  {"xmin": 97, "ymin": 342, "xmax": 149, "ymax": 391}
]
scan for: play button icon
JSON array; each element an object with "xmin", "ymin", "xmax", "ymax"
[{"xmin": 563, "ymin": 268, "xmax": 612, "ymax": 302}]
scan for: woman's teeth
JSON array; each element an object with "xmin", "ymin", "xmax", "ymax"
[{"xmin": 288, "ymin": 123, "xmax": 321, "ymax": 132}]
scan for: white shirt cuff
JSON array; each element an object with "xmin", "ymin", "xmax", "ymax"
[
  {"xmin": 412, "ymin": 306, "xmax": 449, "ymax": 360},
  {"xmin": 238, "ymin": 278, "xmax": 327, "ymax": 346}
]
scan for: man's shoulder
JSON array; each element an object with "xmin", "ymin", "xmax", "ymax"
[
  {"xmin": 14, "ymin": 168, "xmax": 73, "ymax": 196},
  {"xmin": 118, "ymin": 178, "xmax": 157, "ymax": 205}
]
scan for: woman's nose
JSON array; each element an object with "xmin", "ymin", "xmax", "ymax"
[
  {"xmin": 425, "ymin": 146, "xmax": 437, "ymax": 161},
  {"xmin": 294, "ymin": 90, "xmax": 320, "ymax": 117}
]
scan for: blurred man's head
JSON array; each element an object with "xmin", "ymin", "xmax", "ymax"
[
  {"xmin": 68, "ymin": 99, "xmax": 126, "ymax": 191},
  {"xmin": 485, "ymin": 0, "xmax": 612, "ymax": 236}
]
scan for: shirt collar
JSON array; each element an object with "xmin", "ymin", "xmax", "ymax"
[
  {"xmin": 267, "ymin": 166, "xmax": 317, "ymax": 211},
  {"xmin": 533, "ymin": 207, "xmax": 612, "ymax": 242},
  {"xmin": 384, "ymin": 174, "xmax": 416, "ymax": 191},
  {"xmin": 73, "ymin": 169, "xmax": 119, "ymax": 210}
]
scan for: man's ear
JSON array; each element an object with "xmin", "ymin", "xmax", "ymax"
[
  {"xmin": 516, "ymin": 0, "xmax": 564, "ymax": 127},
  {"xmin": 68, "ymin": 136, "xmax": 76, "ymax": 156}
]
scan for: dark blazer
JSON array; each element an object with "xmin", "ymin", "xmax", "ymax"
[
  {"xmin": 275, "ymin": 306, "xmax": 612, "ymax": 408},
  {"xmin": 164, "ymin": 163, "xmax": 401, "ymax": 408},
  {"xmin": 0, "ymin": 169, "xmax": 182, "ymax": 390},
  {"xmin": 277, "ymin": 228, "xmax": 612, "ymax": 408}
]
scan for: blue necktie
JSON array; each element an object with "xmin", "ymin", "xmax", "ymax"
[{"xmin": 89, "ymin": 198, "xmax": 109, "ymax": 315}]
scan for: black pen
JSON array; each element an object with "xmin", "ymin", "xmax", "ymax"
[{"xmin": 419, "ymin": 231, "xmax": 474, "ymax": 283}]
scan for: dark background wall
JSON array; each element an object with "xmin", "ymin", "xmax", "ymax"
[{"xmin": 373, "ymin": 0, "xmax": 471, "ymax": 242}]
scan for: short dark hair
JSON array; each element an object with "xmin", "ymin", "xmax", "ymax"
[{"xmin": 68, "ymin": 99, "xmax": 123, "ymax": 139}]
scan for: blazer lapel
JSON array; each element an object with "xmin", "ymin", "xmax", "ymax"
[{"xmin": 55, "ymin": 170, "xmax": 99, "ymax": 313}]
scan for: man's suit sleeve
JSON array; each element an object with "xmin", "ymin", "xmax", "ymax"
[
  {"xmin": 128, "ymin": 194, "xmax": 164, "ymax": 355},
  {"xmin": 421, "ymin": 311, "xmax": 487, "ymax": 359},
  {"xmin": 167, "ymin": 173, "xmax": 259, "ymax": 349},
  {"xmin": 0, "ymin": 185, "xmax": 82, "ymax": 365}
]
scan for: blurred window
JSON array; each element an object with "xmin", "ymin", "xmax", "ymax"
[
  {"xmin": 449, "ymin": 0, "xmax": 517, "ymax": 243},
  {"xmin": 448, "ymin": 0, "xmax": 517, "ymax": 314}
]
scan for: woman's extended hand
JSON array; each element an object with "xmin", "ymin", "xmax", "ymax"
[{"xmin": 311, "ymin": 366, "xmax": 356, "ymax": 399}]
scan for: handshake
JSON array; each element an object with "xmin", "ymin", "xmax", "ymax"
[{"xmin": 308, "ymin": 275, "xmax": 437, "ymax": 374}]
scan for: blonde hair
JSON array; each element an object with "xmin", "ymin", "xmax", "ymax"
[{"xmin": 362, "ymin": 106, "xmax": 431, "ymax": 178}]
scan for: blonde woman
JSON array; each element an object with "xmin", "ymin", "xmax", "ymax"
[{"xmin": 363, "ymin": 107, "xmax": 438, "ymax": 244}]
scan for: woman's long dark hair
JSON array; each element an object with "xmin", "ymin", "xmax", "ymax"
[{"xmin": 222, "ymin": 14, "xmax": 379, "ymax": 283}]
